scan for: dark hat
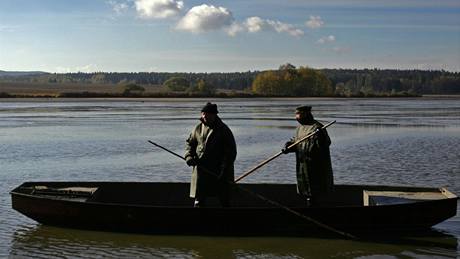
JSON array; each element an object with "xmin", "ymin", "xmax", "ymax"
[
  {"xmin": 295, "ymin": 105, "xmax": 312, "ymax": 113},
  {"xmin": 201, "ymin": 102, "xmax": 219, "ymax": 114}
]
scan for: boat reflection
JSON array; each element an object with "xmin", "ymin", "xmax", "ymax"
[{"xmin": 10, "ymin": 225, "xmax": 459, "ymax": 258}]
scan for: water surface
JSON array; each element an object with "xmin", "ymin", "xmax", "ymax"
[{"xmin": 1, "ymin": 97, "xmax": 459, "ymax": 258}]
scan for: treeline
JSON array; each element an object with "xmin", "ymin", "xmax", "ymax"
[
  {"xmin": 1, "ymin": 66, "xmax": 459, "ymax": 96},
  {"xmin": 9, "ymin": 71, "xmax": 258, "ymax": 91},
  {"xmin": 251, "ymin": 65, "xmax": 459, "ymax": 96},
  {"xmin": 323, "ymin": 68, "xmax": 460, "ymax": 96}
]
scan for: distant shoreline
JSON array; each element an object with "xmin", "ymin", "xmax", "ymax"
[
  {"xmin": 0, "ymin": 88, "xmax": 423, "ymax": 99},
  {"xmin": 0, "ymin": 92, "xmax": 423, "ymax": 98},
  {"xmin": 0, "ymin": 81, "xmax": 445, "ymax": 99},
  {"xmin": 2, "ymin": 96, "xmax": 460, "ymax": 104}
]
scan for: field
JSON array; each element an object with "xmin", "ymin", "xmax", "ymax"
[
  {"xmin": 0, "ymin": 82, "xmax": 252, "ymax": 98},
  {"xmin": 0, "ymin": 82, "xmax": 165, "ymax": 97}
]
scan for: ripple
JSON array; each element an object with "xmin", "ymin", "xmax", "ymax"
[{"xmin": 2, "ymin": 98, "xmax": 460, "ymax": 257}]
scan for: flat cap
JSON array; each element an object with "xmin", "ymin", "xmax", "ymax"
[
  {"xmin": 295, "ymin": 105, "xmax": 312, "ymax": 113},
  {"xmin": 201, "ymin": 102, "xmax": 219, "ymax": 114}
]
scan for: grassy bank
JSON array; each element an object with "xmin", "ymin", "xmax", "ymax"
[{"xmin": 0, "ymin": 82, "xmax": 420, "ymax": 98}]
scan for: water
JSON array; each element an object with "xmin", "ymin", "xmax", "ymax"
[{"xmin": 1, "ymin": 97, "xmax": 459, "ymax": 258}]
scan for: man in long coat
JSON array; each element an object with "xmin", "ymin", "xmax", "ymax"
[
  {"xmin": 185, "ymin": 102, "xmax": 237, "ymax": 207},
  {"xmin": 284, "ymin": 105, "xmax": 334, "ymax": 205}
]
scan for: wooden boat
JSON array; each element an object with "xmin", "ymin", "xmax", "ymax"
[{"xmin": 10, "ymin": 182, "xmax": 458, "ymax": 236}]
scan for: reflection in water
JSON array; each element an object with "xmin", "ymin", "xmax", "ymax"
[{"xmin": 10, "ymin": 225, "xmax": 459, "ymax": 258}]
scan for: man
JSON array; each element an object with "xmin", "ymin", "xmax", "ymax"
[
  {"xmin": 185, "ymin": 102, "xmax": 237, "ymax": 207},
  {"xmin": 283, "ymin": 105, "xmax": 334, "ymax": 206}
]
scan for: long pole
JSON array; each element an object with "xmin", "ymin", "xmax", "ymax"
[
  {"xmin": 235, "ymin": 120, "xmax": 335, "ymax": 183},
  {"xmin": 148, "ymin": 140, "xmax": 185, "ymax": 161},
  {"xmin": 147, "ymin": 136, "xmax": 356, "ymax": 239},
  {"xmin": 148, "ymin": 140, "xmax": 218, "ymax": 178}
]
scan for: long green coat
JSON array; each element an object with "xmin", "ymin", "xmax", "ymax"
[
  {"xmin": 185, "ymin": 117, "xmax": 237, "ymax": 198},
  {"xmin": 293, "ymin": 121, "xmax": 334, "ymax": 198}
]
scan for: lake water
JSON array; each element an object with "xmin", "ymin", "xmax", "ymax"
[{"xmin": 1, "ymin": 97, "xmax": 459, "ymax": 258}]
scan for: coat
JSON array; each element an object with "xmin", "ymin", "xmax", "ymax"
[
  {"xmin": 293, "ymin": 120, "xmax": 334, "ymax": 198},
  {"xmin": 185, "ymin": 117, "xmax": 237, "ymax": 198}
]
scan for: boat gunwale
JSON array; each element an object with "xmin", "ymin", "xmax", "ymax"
[{"xmin": 10, "ymin": 181, "xmax": 458, "ymax": 210}]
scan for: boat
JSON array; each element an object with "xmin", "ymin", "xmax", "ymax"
[{"xmin": 10, "ymin": 181, "xmax": 458, "ymax": 236}]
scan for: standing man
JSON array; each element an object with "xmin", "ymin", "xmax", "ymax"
[
  {"xmin": 283, "ymin": 105, "xmax": 334, "ymax": 206},
  {"xmin": 185, "ymin": 102, "xmax": 237, "ymax": 207}
]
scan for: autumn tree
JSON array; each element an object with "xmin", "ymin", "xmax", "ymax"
[
  {"xmin": 163, "ymin": 77, "xmax": 190, "ymax": 91},
  {"xmin": 252, "ymin": 71, "xmax": 283, "ymax": 95},
  {"xmin": 187, "ymin": 79, "xmax": 216, "ymax": 95},
  {"xmin": 251, "ymin": 65, "xmax": 332, "ymax": 96}
]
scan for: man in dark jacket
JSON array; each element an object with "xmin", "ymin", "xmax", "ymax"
[
  {"xmin": 185, "ymin": 102, "xmax": 237, "ymax": 207},
  {"xmin": 283, "ymin": 105, "xmax": 334, "ymax": 206}
]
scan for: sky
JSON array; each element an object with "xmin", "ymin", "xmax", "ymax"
[{"xmin": 1, "ymin": 0, "xmax": 459, "ymax": 73}]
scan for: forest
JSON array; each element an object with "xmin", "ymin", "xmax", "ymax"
[{"xmin": 0, "ymin": 65, "xmax": 459, "ymax": 97}]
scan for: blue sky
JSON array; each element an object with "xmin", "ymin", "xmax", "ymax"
[{"xmin": 1, "ymin": 0, "xmax": 459, "ymax": 73}]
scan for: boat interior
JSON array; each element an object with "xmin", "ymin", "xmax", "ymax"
[{"xmin": 12, "ymin": 182, "xmax": 457, "ymax": 208}]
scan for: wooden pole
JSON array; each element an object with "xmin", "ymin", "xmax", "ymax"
[
  {"xmin": 148, "ymin": 140, "xmax": 186, "ymax": 161},
  {"xmin": 235, "ymin": 120, "xmax": 335, "ymax": 183}
]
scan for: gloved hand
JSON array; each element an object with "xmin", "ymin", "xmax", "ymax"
[
  {"xmin": 186, "ymin": 156, "xmax": 198, "ymax": 166},
  {"xmin": 282, "ymin": 140, "xmax": 295, "ymax": 154}
]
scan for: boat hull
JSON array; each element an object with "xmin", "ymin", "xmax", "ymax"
[{"xmin": 11, "ymin": 182, "xmax": 458, "ymax": 236}]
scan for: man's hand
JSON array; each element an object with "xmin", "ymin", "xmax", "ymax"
[
  {"xmin": 186, "ymin": 157, "xmax": 198, "ymax": 166},
  {"xmin": 282, "ymin": 140, "xmax": 295, "ymax": 154}
]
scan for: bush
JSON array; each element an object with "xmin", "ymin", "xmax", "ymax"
[
  {"xmin": 163, "ymin": 77, "xmax": 190, "ymax": 91},
  {"xmin": 120, "ymin": 84, "xmax": 145, "ymax": 96}
]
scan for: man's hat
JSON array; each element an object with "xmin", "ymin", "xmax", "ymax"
[
  {"xmin": 201, "ymin": 102, "xmax": 219, "ymax": 114},
  {"xmin": 295, "ymin": 105, "xmax": 312, "ymax": 113}
]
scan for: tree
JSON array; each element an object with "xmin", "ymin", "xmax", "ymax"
[
  {"xmin": 163, "ymin": 77, "xmax": 190, "ymax": 91},
  {"xmin": 120, "ymin": 84, "xmax": 145, "ymax": 96},
  {"xmin": 252, "ymin": 71, "xmax": 283, "ymax": 95},
  {"xmin": 252, "ymin": 65, "xmax": 333, "ymax": 96},
  {"xmin": 279, "ymin": 63, "xmax": 297, "ymax": 71},
  {"xmin": 194, "ymin": 79, "xmax": 216, "ymax": 95},
  {"xmin": 91, "ymin": 73, "xmax": 106, "ymax": 83}
]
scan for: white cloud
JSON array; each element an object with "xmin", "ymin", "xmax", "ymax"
[
  {"xmin": 245, "ymin": 16, "xmax": 266, "ymax": 33},
  {"xmin": 267, "ymin": 20, "xmax": 304, "ymax": 36},
  {"xmin": 176, "ymin": 4, "xmax": 234, "ymax": 33},
  {"xmin": 130, "ymin": 2, "xmax": 303, "ymax": 37},
  {"xmin": 135, "ymin": 0, "xmax": 184, "ymax": 19},
  {"xmin": 317, "ymin": 35, "xmax": 336, "ymax": 44},
  {"xmin": 230, "ymin": 16, "xmax": 303, "ymax": 37},
  {"xmin": 107, "ymin": 1, "xmax": 130, "ymax": 15},
  {"xmin": 306, "ymin": 16, "xmax": 324, "ymax": 29},
  {"xmin": 226, "ymin": 22, "xmax": 245, "ymax": 37}
]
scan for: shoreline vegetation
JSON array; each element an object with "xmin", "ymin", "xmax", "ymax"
[
  {"xmin": 0, "ymin": 90, "xmax": 423, "ymax": 99},
  {"xmin": 1, "ymin": 64, "xmax": 459, "ymax": 98}
]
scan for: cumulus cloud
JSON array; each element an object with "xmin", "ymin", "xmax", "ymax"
[
  {"xmin": 245, "ymin": 16, "xmax": 265, "ymax": 33},
  {"xmin": 267, "ymin": 20, "xmax": 304, "ymax": 36},
  {"xmin": 306, "ymin": 16, "xmax": 324, "ymax": 29},
  {"xmin": 226, "ymin": 22, "xmax": 245, "ymax": 37},
  {"xmin": 176, "ymin": 4, "xmax": 234, "ymax": 33},
  {"xmin": 135, "ymin": 0, "xmax": 184, "ymax": 19},
  {"xmin": 127, "ymin": 2, "xmax": 304, "ymax": 37},
  {"xmin": 228, "ymin": 16, "xmax": 303, "ymax": 37},
  {"xmin": 317, "ymin": 35, "xmax": 335, "ymax": 44}
]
